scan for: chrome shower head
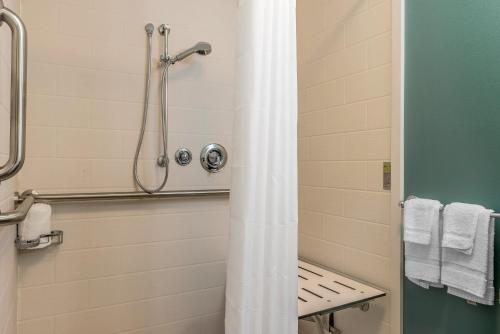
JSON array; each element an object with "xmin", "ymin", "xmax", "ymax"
[
  {"xmin": 193, "ymin": 42, "xmax": 212, "ymax": 56},
  {"xmin": 171, "ymin": 42, "xmax": 212, "ymax": 64}
]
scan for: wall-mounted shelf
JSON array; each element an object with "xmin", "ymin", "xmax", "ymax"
[{"xmin": 15, "ymin": 230, "xmax": 63, "ymax": 250}]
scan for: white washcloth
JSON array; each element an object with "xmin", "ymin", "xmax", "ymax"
[
  {"xmin": 441, "ymin": 208, "xmax": 493, "ymax": 299},
  {"xmin": 442, "ymin": 203, "xmax": 485, "ymax": 255},
  {"xmin": 18, "ymin": 203, "xmax": 52, "ymax": 250},
  {"xmin": 405, "ymin": 201, "xmax": 443, "ymax": 289},
  {"xmin": 404, "ymin": 198, "xmax": 442, "ymax": 245}
]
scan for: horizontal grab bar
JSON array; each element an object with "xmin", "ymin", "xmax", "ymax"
[
  {"xmin": 0, "ymin": 194, "xmax": 34, "ymax": 226},
  {"xmin": 17, "ymin": 189, "xmax": 230, "ymax": 204},
  {"xmin": 0, "ymin": 189, "xmax": 229, "ymax": 226}
]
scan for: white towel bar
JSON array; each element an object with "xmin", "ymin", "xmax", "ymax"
[{"xmin": 400, "ymin": 197, "xmax": 500, "ymax": 219}]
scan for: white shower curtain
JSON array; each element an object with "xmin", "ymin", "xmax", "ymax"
[{"xmin": 225, "ymin": 0, "xmax": 298, "ymax": 333}]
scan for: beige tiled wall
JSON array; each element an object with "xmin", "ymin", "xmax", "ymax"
[
  {"xmin": 0, "ymin": 0, "xmax": 20, "ymax": 333},
  {"xmin": 17, "ymin": 0, "xmax": 236, "ymax": 333},
  {"xmin": 297, "ymin": 0, "xmax": 393, "ymax": 333},
  {"xmin": 17, "ymin": 198, "xmax": 229, "ymax": 334},
  {"xmin": 19, "ymin": 0, "xmax": 235, "ymax": 193}
]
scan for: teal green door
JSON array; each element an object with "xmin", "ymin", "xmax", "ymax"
[{"xmin": 405, "ymin": 1, "xmax": 500, "ymax": 333}]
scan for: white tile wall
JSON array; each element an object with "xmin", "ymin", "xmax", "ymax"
[
  {"xmin": 17, "ymin": 0, "xmax": 236, "ymax": 333},
  {"xmin": 17, "ymin": 198, "xmax": 229, "ymax": 334},
  {"xmin": 19, "ymin": 0, "xmax": 235, "ymax": 193},
  {"xmin": 297, "ymin": 0, "xmax": 393, "ymax": 333},
  {"xmin": 0, "ymin": 1, "xmax": 20, "ymax": 333}
]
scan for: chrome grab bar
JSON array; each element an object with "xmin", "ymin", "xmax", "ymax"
[
  {"xmin": 0, "ymin": 188, "xmax": 229, "ymax": 226},
  {"xmin": 0, "ymin": 0, "xmax": 27, "ymax": 182},
  {"xmin": 0, "ymin": 193, "xmax": 34, "ymax": 226},
  {"xmin": 17, "ymin": 189, "xmax": 230, "ymax": 204}
]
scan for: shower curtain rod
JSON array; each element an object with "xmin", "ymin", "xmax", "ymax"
[{"xmin": 16, "ymin": 189, "xmax": 230, "ymax": 204}]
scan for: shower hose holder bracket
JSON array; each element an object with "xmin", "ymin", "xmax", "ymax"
[
  {"xmin": 157, "ymin": 155, "xmax": 169, "ymax": 168},
  {"xmin": 160, "ymin": 54, "xmax": 171, "ymax": 64}
]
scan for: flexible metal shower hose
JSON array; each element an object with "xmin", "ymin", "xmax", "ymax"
[{"xmin": 133, "ymin": 33, "xmax": 170, "ymax": 194}]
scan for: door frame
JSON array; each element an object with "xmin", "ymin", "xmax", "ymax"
[{"xmin": 390, "ymin": 0, "xmax": 405, "ymax": 333}]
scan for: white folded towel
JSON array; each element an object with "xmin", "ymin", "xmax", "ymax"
[
  {"xmin": 18, "ymin": 203, "xmax": 52, "ymax": 250},
  {"xmin": 446, "ymin": 217, "xmax": 495, "ymax": 305},
  {"xmin": 441, "ymin": 208, "xmax": 493, "ymax": 299},
  {"xmin": 442, "ymin": 203, "xmax": 485, "ymax": 255},
  {"xmin": 404, "ymin": 198, "xmax": 442, "ymax": 245},
  {"xmin": 405, "ymin": 198, "xmax": 443, "ymax": 288}
]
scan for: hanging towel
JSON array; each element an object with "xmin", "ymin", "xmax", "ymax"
[
  {"xmin": 18, "ymin": 203, "xmax": 52, "ymax": 250},
  {"xmin": 447, "ymin": 217, "xmax": 495, "ymax": 305},
  {"xmin": 442, "ymin": 203, "xmax": 485, "ymax": 255},
  {"xmin": 404, "ymin": 198, "xmax": 442, "ymax": 245},
  {"xmin": 404, "ymin": 198, "xmax": 443, "ymax": 288},
  {"xmin": 441, "ymin": 208, "xmax": 493, "ymax": 299}
]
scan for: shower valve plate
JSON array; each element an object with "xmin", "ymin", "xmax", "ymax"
[{"xmin": 298, "ymin": 260, "xmax": 386, "ymax": 319}]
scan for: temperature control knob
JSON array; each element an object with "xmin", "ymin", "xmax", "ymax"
[{"xmin": 200, "ymin": 143, "xmax": 227, "ymax": 173}]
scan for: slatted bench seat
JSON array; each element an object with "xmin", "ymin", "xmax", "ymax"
[{"xmin": 298, "ymin": 260, "xmax": 386, "ymax": 332}]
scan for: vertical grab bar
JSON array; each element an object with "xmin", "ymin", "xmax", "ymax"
[{"xmin": 0, "ymin": 0, "xmax": 27, "ymax": 182}]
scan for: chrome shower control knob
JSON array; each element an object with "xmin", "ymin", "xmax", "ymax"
[
  {"xmin": 208, "ymin": 151, "xmax": 220, "ymax": 164},
  {"xmin": 175, "ymin": 148, "xmax": 192, "ymax": 166},
  {"xmin": 200, "ymin": 143, "xmax": 227, "ymax": 173}
]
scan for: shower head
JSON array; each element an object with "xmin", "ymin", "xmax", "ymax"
[{"xmin": 171, "ymin": 42, "xmax": 212, "ymax": 64}]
